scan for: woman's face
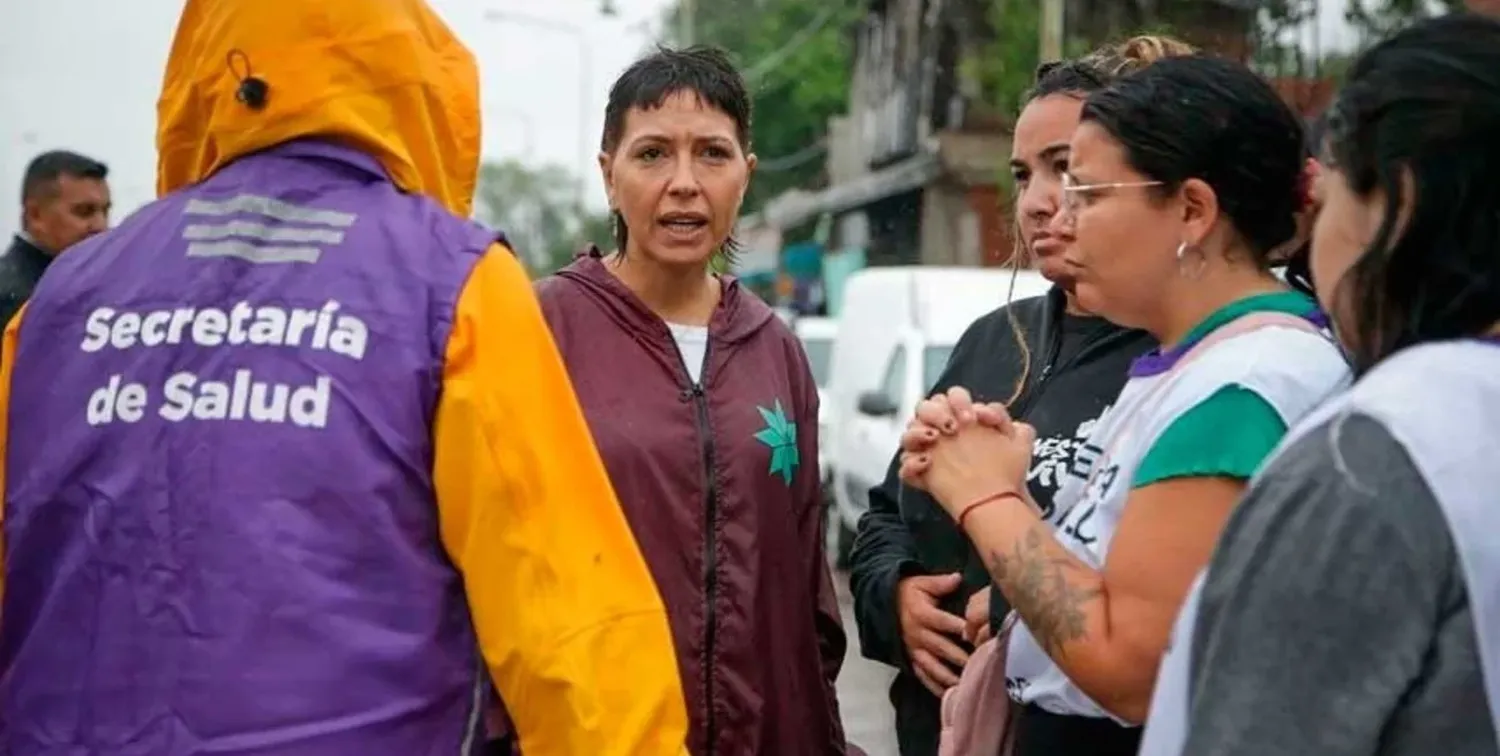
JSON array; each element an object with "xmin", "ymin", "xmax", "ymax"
[
  {"xmin": 599, "ymin": 90, "xmax": 755, "ymax": 268},
  {"xmin": 1062, "ymin": 121, "xmax": 1193, "ymax": 329},
  {"xmin": 1010, "ymin": 94, "xmax": 1084, "ymax": 286},
  {"xmin": 1308, "ymin": 161, "xmax": 1393, "ymax": 341}
]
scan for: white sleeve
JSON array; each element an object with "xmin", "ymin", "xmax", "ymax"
[{"xmin": 1005, "ymin": 615, "xmax": 1126, "ymax": 723}]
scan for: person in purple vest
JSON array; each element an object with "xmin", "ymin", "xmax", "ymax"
[
  {"xmin": 0, "ymin": 0, "xmax": 689, "ymax": 754},
  {"xmin": 534, "ymin": 47, "xmax": 853, "ymax": 755}
]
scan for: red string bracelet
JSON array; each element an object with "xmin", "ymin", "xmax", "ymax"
[{"xmin": 957, "ymin": 490, "xmax": 1025, "ymax": 530}]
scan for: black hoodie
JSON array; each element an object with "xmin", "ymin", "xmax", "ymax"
[
  {"xmin": 848, "ymin": 286, "xmax": 1154, "ymax": 756},
  {"xmin": 0, "ymin": 234, "xmax": 53, "ymax": 328}
]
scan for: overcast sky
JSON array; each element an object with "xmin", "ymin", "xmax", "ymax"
[{"xmin": 0, "ymin": 0, "xmax": 672, "ymax": 238}]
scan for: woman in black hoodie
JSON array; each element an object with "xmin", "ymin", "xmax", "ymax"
[{"xmin": 848, "ymin": 36, "xmax": 1189, "ymax": 756}]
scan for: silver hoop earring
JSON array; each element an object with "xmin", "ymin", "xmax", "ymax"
[{"xmin": 1176, "ymin": 241, "xmax": 1208, "ymax": 279}]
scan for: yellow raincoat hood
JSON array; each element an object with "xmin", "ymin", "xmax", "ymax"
[{"xmin": 156, "ymin": 0, "xmax": 480, "ymax": 216}]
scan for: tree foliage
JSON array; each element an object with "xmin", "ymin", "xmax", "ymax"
[
  {"xmin": 1341, "ymin": 0, "xmax": 1464, "ymax": 39},
  {"xmin": 965, "ymin": 0, "xmax": 1239, "ymax": 126},
  {"xmin": 661, "ymin": 0, "xmax": 863, "ymax": 212},
  {"xmin": 964, "ymin": 0, "xmax": 1045, "ymax": 122},
  {"xmin": 645, "ymin": 0, "xmax": 1459, "ymax": 221},
  {"xmin": 1253, "ymin": 0, "xmax": 1463, "ymax": 64},
  {"xmin": 1255, "ymin": 0, "xmax": 1461, "ymax": 81},
  {"xmin": 474, "ymin": 159, "xmax": 612, "ymax": 275},
  {"xmin": 966, "ymin": 0, "xmax": 1459, "ymax": 118}
]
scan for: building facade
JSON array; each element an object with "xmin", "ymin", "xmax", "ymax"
[{"xmin": 755, "ymin": 0, "xmax": 1272, "ymax": 309}]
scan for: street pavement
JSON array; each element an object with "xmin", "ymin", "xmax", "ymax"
[{"xmin": 833, "ymin": 569, "xmax": 899, "ymax": 756}]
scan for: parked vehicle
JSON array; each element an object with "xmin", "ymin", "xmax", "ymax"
[
  {"xmin": 826, "ymin": 266, "xmax": 1052, "ymax": 563},
  {"xmin": 793, "ymin": 315, "xmax": 838, "ymax": 479},
  {"xmin": 793, "ymin": 315, "xmax": 842, "ymax": 563}
]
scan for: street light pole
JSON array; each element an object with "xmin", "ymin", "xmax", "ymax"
[
  {"xmin": 679, "ymin": 0, "xmax": 695, "ymax": 46},
  {"xmin": 483, "ymin": 10, "xmax": 592, "ymax": 209},
  {"xmin": 1040, "ymin": 0, "xmax": 1065, "ymax": 62}
]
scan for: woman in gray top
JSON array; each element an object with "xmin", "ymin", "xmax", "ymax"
[{"xmin": 1140, "ymin": 13, "xmax": 1500, "ymax": 756}]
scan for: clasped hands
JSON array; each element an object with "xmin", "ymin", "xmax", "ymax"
[{"xmin": 898, "ymin": 386, "xmax": 1037, "ymax": 522}]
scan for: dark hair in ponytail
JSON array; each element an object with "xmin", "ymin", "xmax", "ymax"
[
  {"xmin": 1031, "ymin": 35, "xmax": 1197, "ymax": 102},
  {"xmin": 998, "ymin": 35, "xmax": 1197, "ymax": 406}
]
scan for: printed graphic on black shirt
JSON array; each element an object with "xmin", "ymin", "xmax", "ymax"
[
  {"xmin": 1028, "ymin": 407, "xmax": 1109, "ymax": 523},
  {"xmin": 1006, "ymin": 675, "xmax": 1032, "ymax": 700}
]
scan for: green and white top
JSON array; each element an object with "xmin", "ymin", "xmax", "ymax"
[{"xmin": 1005, "ymin": 292, "xmax": 1352, "ymax": 720}]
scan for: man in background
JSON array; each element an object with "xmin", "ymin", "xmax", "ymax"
[{"xmin": 0, "ymin": 150, "xmax": 110, "ymax": 325}]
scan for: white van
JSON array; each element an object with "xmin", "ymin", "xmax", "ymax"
[
  {"xmin": 792, "ymin": 315, "xmax": 838, "ymax": 486},
  {"xmin": 827, "ymin": 266, "xmax": 1052, "ymax": 558}
]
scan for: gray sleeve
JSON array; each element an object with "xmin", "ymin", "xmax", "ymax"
[{"xmin": 1180, "ymin": 413, "xmax": 1458, "ymax": 755}]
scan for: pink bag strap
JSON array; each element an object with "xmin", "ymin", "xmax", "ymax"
[
  {"xmin": 1176, "ymin": 310, "xmax": 1327, "ymax": 366},
  {"xmin": 939, "ymin": 622, "xmax": 1020, "ymax": 756}
]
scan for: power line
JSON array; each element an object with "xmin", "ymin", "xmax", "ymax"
[
  {"xmin": 744, "ymin": 4, "xmax": 845, "ymax": 85},
  {"xmin": 757, "ymin": 140, "xmax": 828, "ymax": 172}
]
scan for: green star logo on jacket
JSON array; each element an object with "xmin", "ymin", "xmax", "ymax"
[{"xmin": 753, "ymin": 399, "xmax": 799, "ymax": 485}]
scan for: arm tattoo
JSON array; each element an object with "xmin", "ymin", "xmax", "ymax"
[{"xmin": 987, "ymin": 523, "xmax": 1102, "ymax": 658}]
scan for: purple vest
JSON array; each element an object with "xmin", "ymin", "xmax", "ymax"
[{"xmin": 2, "ymin": 141, "xmax": 497, "ymax": 755}]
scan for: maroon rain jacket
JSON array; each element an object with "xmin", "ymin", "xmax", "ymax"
[{"xmin": 535, "ymin": 249, "xmax": 849, "ymax": 755}]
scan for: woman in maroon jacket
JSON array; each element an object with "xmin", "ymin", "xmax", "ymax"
[{"xmin": 534, "ymin": 46, "xmax": 851, "ymax": 755}]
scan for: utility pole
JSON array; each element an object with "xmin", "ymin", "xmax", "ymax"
[
  {"xmin": 679, "ymin": 0, "xmax": 695, "ymax": 46},
  {"xmin": 1041, "ymin": 0, "xmax": 1065, "ymax": 62}
]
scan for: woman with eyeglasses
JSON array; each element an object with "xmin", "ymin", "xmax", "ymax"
[
  {"xmin": 847, "ymin": 37, "xmax": 1186, "ymax": 756},
  {"xmin": 1141, "ymin": 14, "xmax": 1500, "ymax": 756},
  {"xmin": 896, "ymin": 54, "xmax": 1351, "ymax": 751}
]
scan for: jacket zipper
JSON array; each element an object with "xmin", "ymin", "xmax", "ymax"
[
  {"xmin": 1025, "ymin": 313, "xmax": 1123, "ymax": 414},
  {"xmin": 1025, "ymin": 360, "xmax": 1057, "ymax": 411},
  {"xmin": 1010, "ymin": 324, "xmax": 1064, "ymax": 419},
  {"xmin": 966, "ymin": 321, "xmax": 1064, "ymax": 596},
  {"xmin": 679, "ymin": 341, "xmax": 719, "ymax": 755}
]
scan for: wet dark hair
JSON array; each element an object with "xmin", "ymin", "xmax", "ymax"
[
  {"xmin": 997, "ymin": 36, "xmax": 1196, "ymax": 406},
  {"xmin": 1081, "ymin": 55, "xmax": 1306, "ymax": 265},
  {"xmin": 600, "ymin": 45, "xmax": 752, "ymax": 259},
  {"xmin": 21, "ymin": 150, "xmax": 107, "ymax": 204},
  {"xmin": 1323, "ymin": 12, "xmax": 1500, "ymax": 373}
]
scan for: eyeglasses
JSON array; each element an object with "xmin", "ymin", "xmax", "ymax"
[{"xmin": 1060, "ymin": 173, "xmax": 1164, "ymax": 215}]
